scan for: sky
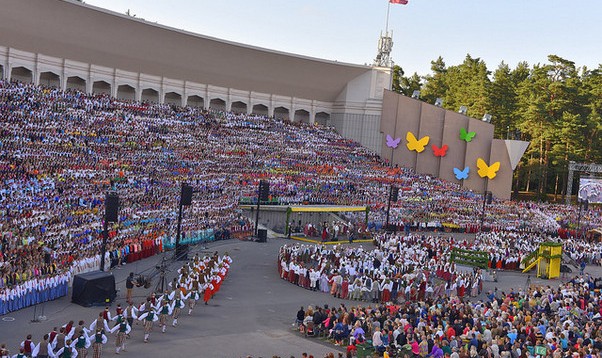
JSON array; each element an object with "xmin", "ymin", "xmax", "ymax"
[{"xmin": 84, "ymin": 0, "xmax": 601, "ymax": 76}]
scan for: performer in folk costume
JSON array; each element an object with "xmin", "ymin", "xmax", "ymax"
[
  {"xmin": 210, "ymin": 273, "xmax": 221, "ymax": 299},
  {"xmin": 101, "ymin": 307, "xmax": 112, "ymax": 322},
  {"xmin": 157, "ymin": 299, "xmax": 173, "ymax": 333},
  {"xmin": 63, "ymin": 321, "xmax": 76, "ymax": 341},
  {"xmin": 187, "ymin": 281, "xmax": 201, "ymax": 315},
  {"xmin": 137, "ymin": 296, "xmax": 156, "ymax": 315},
  {"xmin": 32, "ymin": 333, "xmax": 55, "ymax": 358},
  {"xmin": 168, "ymin": 286, "xmax": 188, "ymax": 326},
  {"xmin": 91, "ymin": 329, "xmax": 107, "ymax": 358},
  {"xmin": 137, "ymin": 309, "xmax": 158, "ymax": 343},
  {"xmin": 20, "ymin": 334, "xmax": 35, "ymax": 357},
  {"xmin": 113, "ymin": 304, "xmax": 123, "ymax": 319},
  {"xmin": 109, "ymin": 315, "xmax": 131, "ymax": 354},
  {"xmin": 12, "ymin": 348, "xmax": 27, "ymax": 358},
  {"xmin": 202, "ymin": 279, "xmax": 214, "ymax": 305},
  {"xmin": 54, "ymin": 339, "xmax": 78, "ymax": 358},
  {"xmin": 73, "ymin": 321, "xmax": 89, "ymax": 339},
  {"xmin": 123, "ymin": 303, "xmax": 138, "ymax": 336},
  {"xmin": 72, "ymin": 329, "xmax": 91, "ymax": 358},
  {"xmin": 88, "ymin": 313, "xmax": 110, "ymax": 334},
  {"xmin": 52, "ymin": 328, "xmax": 67, "ymax": 353}
]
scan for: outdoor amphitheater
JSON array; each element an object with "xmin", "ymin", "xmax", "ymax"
[{"xmin": 0, "ymin": 1, "xmax": 601, "ymax": 358}]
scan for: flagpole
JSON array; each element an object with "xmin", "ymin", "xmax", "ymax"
[{"xmin": 385, "ymin": 1, "xmax": 391, "ymax": 35}]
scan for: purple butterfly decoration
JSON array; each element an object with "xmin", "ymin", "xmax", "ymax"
[{"xmin": 386, "ymin": 134, "xmax": 401, "ymax": 148}]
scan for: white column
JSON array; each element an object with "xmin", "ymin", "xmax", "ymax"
[
  {"xmin": 111, "ymin": 69, "xmax": 118, "ymax": 98},
  {"xmin": 136, "ymin": 74, "xmax": 142, "ymax": 102},
  {"xmin": 227, "ymin": 90, "xmax": 232, "ymax": 112},
  {"xmin": 33, "ymin": 57, "xmax": 40, "ymax": 86},
  {"xmin": 86, "ymin": 67, "xmax": 93, "ymax": 94}
]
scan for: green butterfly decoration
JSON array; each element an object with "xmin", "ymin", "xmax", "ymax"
[{"xmin": 460, "ymin": 128, "xmax": 476, "ymax": 142}]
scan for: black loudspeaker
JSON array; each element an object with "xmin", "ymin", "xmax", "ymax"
[
  {"xmin": 391, "ymin": 186, "xmax": 399, "ymax": 202},
  {"xmin": 105, "ymin": 193, "xmax": 119, "ymax": 222},
  {"xmin": 583, "ymin": 199, "xmax": 589, "ymax": 211},
  {"xmin": 259, "ymin": 180, "xmax": 270, "ymax": 202},
  {"xmin": 181, "ymin": 184, "xmax": 193, "ymax": 206},
  {"xmin": 257, "ymin": 229, "xmax": 267, "ymax": 242},
  {"xmin": 72, "ymin": 271, "xmax": 116, "ymax": 307},
  {"xmin": 486, "ymin": 191, "xmax": 493, "ymax": 205}
]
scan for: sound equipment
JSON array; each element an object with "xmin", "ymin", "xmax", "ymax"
[
  {"xmin": 391, "ymin": 186, "xmax": 399, "ymax": 202},
  {"xmin": 72, "ymin": 271, "xmax": 116, "ymax": 307},
  {"xmin": 105, "ymin": 193, "xmax": 119, "ymax": 222},
  {"xmin": 180, "ymin": 184, "xmax": 193, "ymax": 206},
  {"xmin": 583, "ymin": 199, "xmax": 589, "ymax": 211},
  {"xmin": 486, "ymin": 191, "xmax": 493, "ymax": 205},
  {"xmin": 257, "ymin": 229, "xmax": 267, "ymax": 242},
  {"xmin": 259, "ymin": 180, "xmax": 270, "ymax": 202}
]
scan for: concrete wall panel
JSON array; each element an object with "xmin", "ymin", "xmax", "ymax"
[
  {"xmin": 488, "ymin": 139, "xmax": 513, "ymax": 200},
  {"xmin": 439, "ymin": 112, "xmax": 469, "ymax": 184},
  {"xmin": 394, "ymin": 95, "xmax": 421, "ymax": 169},
  {"xmin": 416, "ymin": 104, "xmax": 445, "ymax": 176},
  {"xmin": 463, "ymin": 120, "xmax": 495, "ymax": 194}
]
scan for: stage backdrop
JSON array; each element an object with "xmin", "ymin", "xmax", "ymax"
[{"xmin": 380, "ymin": 90, "xmax": 528, "ymax": 200}]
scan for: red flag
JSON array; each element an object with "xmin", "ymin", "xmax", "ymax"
[{"xmin": 390, "ymin": 0, "xmax": 408, "ymax": 4}]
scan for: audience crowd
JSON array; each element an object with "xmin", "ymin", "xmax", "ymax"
[{"xmin": 293, "ymin": 273, "xmax": 602, "ymax": 358}]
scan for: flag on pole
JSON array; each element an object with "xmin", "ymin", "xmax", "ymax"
[{"xmin": 390, "ymin": 0, "xmax": 408, "ymax": 4}]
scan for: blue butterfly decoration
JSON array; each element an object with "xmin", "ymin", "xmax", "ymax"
[{"xmin": 453, "ymin": 166, "xmax": 470, "ymax": 180}]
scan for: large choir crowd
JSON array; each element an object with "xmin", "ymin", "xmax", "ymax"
[
  {"xmin": 1, "ymin": 80, "xmax": 601, "ymax": 311},
  {"xmin": 0, "ymin": 252, "xmax": 231, "ymax": 357},
  {"xmin": 0, "ymin": 78, "xmax": 602, "ymax": 356}
]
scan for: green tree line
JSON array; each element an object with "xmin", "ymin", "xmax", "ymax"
[{"xmin": 392, "ymin": 55, "xmax": 602, "ymax": 200}]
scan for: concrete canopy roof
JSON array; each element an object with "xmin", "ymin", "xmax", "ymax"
[{"xmin": 0, "ymin": 0, "xmax": 372, "ymax": 102}]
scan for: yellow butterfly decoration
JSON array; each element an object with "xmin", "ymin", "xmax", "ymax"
[
  {"xmin": 476, "ymin": 158, "xmax": 501, "ymax": 179},
  {"xmin": 406, "ymin": 132, "xmax": 430, "ymax": 153}
]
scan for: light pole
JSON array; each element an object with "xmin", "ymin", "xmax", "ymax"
[
  {"xmin": 480, "ymin": 191, "xmax": 492, "ymax": 232},
  {"xmin": 385, "ymin": 185, "xmax": 398, "ymax": 231}
]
